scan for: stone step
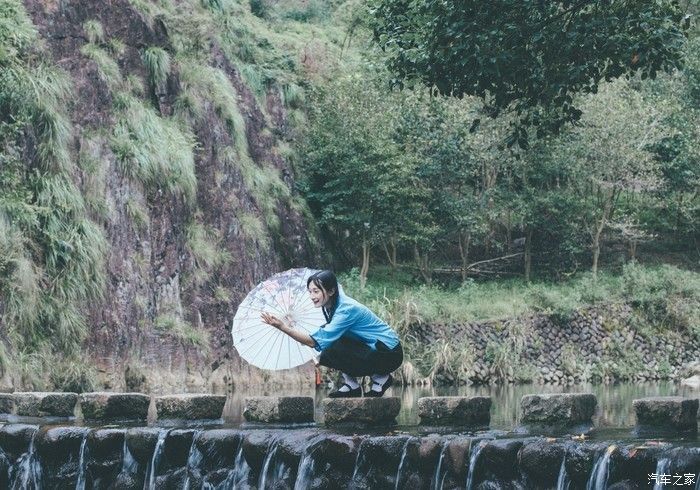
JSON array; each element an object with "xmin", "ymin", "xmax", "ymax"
[
  {"xmin": 418, "ymin": 396, "xmax": 491, "ymax": 426},
  {"xmin": 0, "ymin": 393, "xmax": 15, "ymax": 415},
  {"xmin": 79, "ymin": 392, "xmax": 150, "ymax": 421},
  {"xmin": 323, "ymin": 397, "xmax": 400, "ymax": 426},
  {"xmin": 156, "ymin": 394, "xmax": 226, "ymax": 420},
  {"xmin": 633, "ymin": 396, "xmax": 698, "ymax": 430},
  {"xmin": 14, "ymin": 392, "xmax": 78, "ymax": 417},
  {"xmin": 520, "ymin": 393, "xmax": 597, "ymax": 425},
  {"xmin": 243, "ymin": 396, "xmax": 314, "ymax": 423}
]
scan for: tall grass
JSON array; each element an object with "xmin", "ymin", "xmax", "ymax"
[
  {"xmin": 0, "ymin": 0, "xmax": 108, "ymax": 384},
  {"xmin": 82, "ymin": 19, "xmax": 104, "ymax": 44},
  {"xmin": 81, "ymin": 43, "xmax": 122, "ymax": 89},
  {"xmin": 142, "ymin": 46, "xmax": 171, "ymax": 87},
  {"xmin": 111, "ymin": 92, "xmax": 197, "ymax": 203}
]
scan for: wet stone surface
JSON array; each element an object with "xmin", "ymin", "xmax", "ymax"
[
  {"xmin": 322, "ymin": 397, "xmax": 401, "ymax": 426},
  {"xmin": 155, "ymin": 394, "xmax": 226, "ymax": 420},
  {"xmin": 520, "ymin": 393, "xmax": 597, "ymax": 425},
  {"xmin": 79, "ymin": 392, "xmax": 150, "ymax": 421},
  {"xmin": 243, "ymin": 396, "xmax": 314, "ymax": 424},
  {"xmin": 14, "ymin": 392, "xmax": 78, "ymax": 417},
  {"xmin": 633, "ymin": 396, "xmax": 699, "ymax": 430},
  {"xmin": 418, "ymin": 396, "xmax": 491, "ymax": 426}
]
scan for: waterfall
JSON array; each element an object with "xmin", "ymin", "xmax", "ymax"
[
  {"xmin": 653, "ymin": 458, "xmax": 671, "ymax": 490},
  {"xmin": 144, "ymin": 429, "xmax": 168, "ymax": 490},
  {"xmin": 258, "ymin": 439, "xmax": 282, "ymax": 490},
  {"xmin": 394, "ymin": 438, "xmax": 413, "ymax": 490},
  {"xmin": 10, "ymin": 428, "xmax": 42, "ymax": 490},
  {"xmin": 294, "ymin": 437, "xmax": 325, "ymax": 490},
  {"xmin": 432, "ymin": 439, "xmax": 449, "ymax": 490},
  {"xmin": 556, "ymin": 455, "xmax": 569, "ymax": 490},
  {"xmin": 220, "ymin": 441, "xmax": 250, "ymax": 490},
  {"xmin": 75, "ymin": 431, "xmax": 89, "ymax": 490},
  {"xmin": 182, "ymin": 431, "xmax": 203, "ymax": 490},
  {"xmin": 350, "ymin": 439, "xmax": 367, "ymax": 483},
  {"xmin": 119, "ymin": 437, "xmax": 138, "ymax": 478},
  {"xmin": 586, "ymin": 445, "xmax": 616, "ymax": 490},
  {"xmin": 465, "ymin": 440, "xmax": 485, "ymax": 490}
]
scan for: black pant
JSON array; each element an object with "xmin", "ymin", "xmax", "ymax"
[{"xmin": 319, "ymin": 336, "xmax": 403, "ymax": 377}]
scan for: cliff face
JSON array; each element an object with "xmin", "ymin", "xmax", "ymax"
[{"xmin": 13, "ymin": 0, "xmax": 322, "ymax": 392}]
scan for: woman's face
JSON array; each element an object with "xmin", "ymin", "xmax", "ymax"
[{"xmin": 308, "ymin": 282, "xmax": 334, "ymax": 308}]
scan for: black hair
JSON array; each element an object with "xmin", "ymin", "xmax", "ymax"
[{"xmin": 307, "ymin": 270, "xmax": 339, "ymax": 322}]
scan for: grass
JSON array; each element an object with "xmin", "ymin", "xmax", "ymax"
[
  {"xmin": 142, "ymin": 46, "xmax": 171, "ymax": 87},
  {"xmin": 111, "ymin": 92, "xmax": 197, "ymax": 203},
  {"xmin": 82, "ymin": 19, "xmax": 104, "ymax": 44},
  {"xmin": 154, "ymin": 314, "xmax": 211, "ymax": 349},
  {"xmin": 81, "ymin": 43, "xmax": 122, "ymax": 90}
]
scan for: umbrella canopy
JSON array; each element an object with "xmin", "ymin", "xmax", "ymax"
[{"xmin": 231, "ymin": 268, "xmax": 326, "ymax": 370}]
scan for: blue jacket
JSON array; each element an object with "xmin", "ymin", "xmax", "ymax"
[{"xmin": 310, "ymin": 292, "xmax": 400, "ymax": 352}]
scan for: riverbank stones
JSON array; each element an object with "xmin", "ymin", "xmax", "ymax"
[
  {"xmin": 418, "ymin": 396, "xmax": 491, "ymax": 426},
  {"xmin": 633, "ymin": 396, "xmax": 698, "ymax": 430},
  {"xmin": 323, "ymin": 397, "xmax": 400, "ymax": 426},
  {"xmin": 243, "ymin": 396, "xmax": 314, "ymax": 423},
  {"xmin": 0, "ymin": 393, "xmax": 14, "ymax": 414},
  {"xmin": 79, "ymin": 392, "xmax": 150, "ymax": 421},
  {"xmin": 156, "ymin": 394, "xmax": 226, "ymax": 420},
  {"xmin": 14, "ymin": 392, "xmax": 78, "ymax": 417},
  {"xmin": 520, "ymin": 393, "xmax": 597, "ymax": 425}
]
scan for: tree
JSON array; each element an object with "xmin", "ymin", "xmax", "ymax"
[
  {"xmin": 371, "ymin": 0, "xmax": 688, "ymax": 144},
  {"xmin": 547, "ymin": 79, "xmax": 673, "ymax": 276}
]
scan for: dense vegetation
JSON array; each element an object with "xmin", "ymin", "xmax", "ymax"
[{"xmin": 0, "ymin": 0, "xmax": 698, "ymax": 389}]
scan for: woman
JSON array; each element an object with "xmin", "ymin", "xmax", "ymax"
[{"xmin": 261, "ymin": 270, "xmax": 403, "ymax": 398}]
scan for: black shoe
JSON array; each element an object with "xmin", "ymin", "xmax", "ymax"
[
  {"xmin": 365, "ymin": 375, "xmax": 393, "ymax": 398},
  {"xmin": 328, "ymin": 384, "xmax": 362, "ymax": 398}
]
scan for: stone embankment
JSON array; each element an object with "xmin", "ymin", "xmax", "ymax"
[{"xmin": 415, "ymin": 303, "xmax": 700, "ymax": 385}]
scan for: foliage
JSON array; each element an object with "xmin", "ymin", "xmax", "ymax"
[
  {"xmin": 371, "ymin": 0, "xmax": 689, "ymax": 144},
  {"xmin": 142, "ymin": 46, "xmax": 171, "ymax": 87}
]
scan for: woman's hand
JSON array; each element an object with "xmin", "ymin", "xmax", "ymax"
[{"xmin": 261, "ymin": 312, "xmax": 286, "ymax": 330}]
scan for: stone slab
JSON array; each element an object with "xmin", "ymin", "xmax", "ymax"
[
  {"xmin": 80, "ymin": 392, "xmax": 150, "ymax": 421},
  {"xmin": 0, "ymin": 393, "xmax": 15, "ymax": 414},
  {"xmin": 156, "ymin": 394, "xmax": 226, "ymax": 420},
  {"xmin": 14, "ymin": 392, "xmax": 78, "ymax": 417},
  {"xmin": 418, "ymin": 396, "xmax": 491, "ymax": 425},
  {"xmin": 520, "ymin": 393, "xmax": 597, "ymax": 425},
  {"xmin": 633, "ymin": 396, "xmax": 698, "ymax": 430},
  {"xmin": 243, "ymin": 396, "xmax": 314, "ymax": 423},
  {"xmin": 323, "ymin": 397, "xmax": 400, "ymax": 426}
]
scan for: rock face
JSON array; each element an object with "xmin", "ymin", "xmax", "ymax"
[
  {"xmin": 14, "ymin": 392, "xmax": 78, "ymax": 417},
  {"xmin": 155, "ymin": 394, "xmax": 226, "ymax": 420},
  {"xmin": 243, "ymin": 396, "xmax": 314, "ymax": 424},
  {"xmin": 520, "ymin": 393, "xmax": 597, "ymax": 425},
  {"xmin": 79, "ymin": 392, "xmax": 150, "ymax": 421},
  {"xmin": 633, "ymin": 397, "xmax": 699, "ymax": 430},
  {"xmin": 417, "ymin": 396, "xmax": 491, "ymax": 426},
  {"xmin": 323, "ymin": 397, "xmax": 401, "ymax": 426}
]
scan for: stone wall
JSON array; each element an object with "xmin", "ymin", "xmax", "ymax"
[{"xmin": 412, "ymin": 303, "xmax": 700, "ymax": 385}]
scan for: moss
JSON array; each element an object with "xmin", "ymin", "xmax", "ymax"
[{"xmin": 154, "ymin": 314, "xmax": 210, "ymax": 349}]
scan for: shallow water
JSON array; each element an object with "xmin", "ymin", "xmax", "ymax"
[{"xmin": 223, "ymin": 381, "xmax": 699, "ymax": 442}]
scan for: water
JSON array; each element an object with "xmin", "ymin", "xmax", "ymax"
[
  {"xmin": 145, "ymin": 429, "xmax": 168, "ymax": 490},
  {"xmin": 182, "ymin": 431, "xmax": 203, "ymax": 490},
  {"xmin": 219, "ymin": 440, "xmax": 251, "ymax": 489},
  {"xmin": 119, "ymin": 438, "xmax": 138, "ymax": 478},
  {"xmin": 432, "ymin": 439, "xmax": 448, "ymax": 490},
  {"xmin": 393, "ymin": 437, "xmax": 413, "ymax": 490},
  {"xmin": 222, "ymin": 381, "xmax": 696, "ymax": 437},
  {"xmin": 465, "ymin": 440, "xmax": 485, "ymax": 490},
  {"xmin": 11, "ymin": 429, "xmax": 42, "ymax": 490},
  {"xmin": 653, "ymin": 458, "xmax": 671, "ymax": 490},
  {"xmin": 586, "ymin": 444, "xmax": 616, "ymax": 490},
  {"xmin": 556, "ymin": 455, "xmax": 569, "ymax": 490},
  {"xmin": 75, "ymin": 431, "xmax": 89, "ymax": 490},
  {"xmin": 258, "ymin": 439, "xmax": 279, "ymax": 490}
]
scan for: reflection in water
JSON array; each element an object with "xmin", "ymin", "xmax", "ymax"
[{"xmin": 222, "ymin": 381, "xmax": 695, "ymax": 431}]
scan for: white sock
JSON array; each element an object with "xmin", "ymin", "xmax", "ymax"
[
  {"xmin": 370, "ymin": 374, "xmax": 389, "ymax": 392},
  {"xmin": 338, "ymin": 373, "xmax": 360, "ymax": 392}
]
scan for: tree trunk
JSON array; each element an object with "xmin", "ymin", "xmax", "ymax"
[
  {"xmin": 360, "ymin": 238, "xmax": 370, "ymax": 289},
  {"xmin": 591, "ymin": 190, "xmax": 614, "ymax": 279},
  {"xmin": 414, "ymin": 245, "xmax": 431, "ymax": 284},
  {"xmin": 458, "ymin": 230, "xmax": 471, "ymax": 282},
  {"xmin": 381, "ymin": 234, "xmax": 397, "ymax": 269},
  {"xmin": 524, "ymin": 227, "xmax": 533, "ymax": 283}
]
